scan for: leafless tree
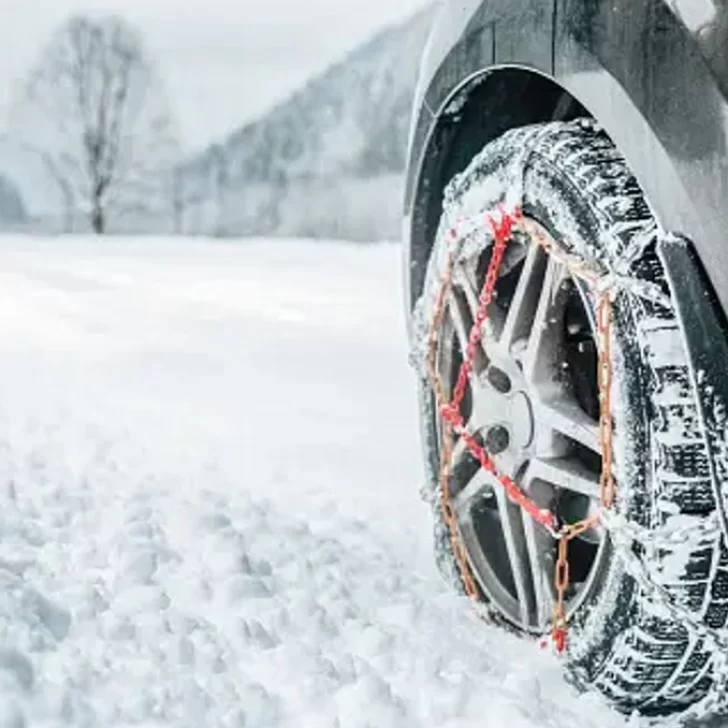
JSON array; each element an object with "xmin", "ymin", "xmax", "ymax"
[{"xmin": 10, "ymin": 14, "xmax": 180, "ymax": 233}]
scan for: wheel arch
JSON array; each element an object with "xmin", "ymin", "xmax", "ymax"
[{"xmin": 404, "ymin": 66, "xmax": 589, "ymax": 314}]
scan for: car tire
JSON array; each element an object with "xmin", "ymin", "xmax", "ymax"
[{"xmin": 413, "ymin": 119, "xmax": 728, "ymax": 717}]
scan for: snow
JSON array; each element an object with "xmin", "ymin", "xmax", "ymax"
[{"xmin": 0, "ymin": 235, "xmax": 627, "ymax": 727}]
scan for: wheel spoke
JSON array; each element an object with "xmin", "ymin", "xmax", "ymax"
[
  {"xmin": 457, "ymin": 508, "xmax": 523, "ymax": 621},
  {"xmin": 535, "ymin": 397, "xmax": 601, "ymax": 455},
  {"xmin": 451, "ymin": 467, "xmax": 492, "ymax": 514},
  {"xmin": 516, "ymin": 475, "xmax": 557, "ymax": 625},
  {"xmin": 523, "ymin": 456, "xmax": 600, "ymax": 501},
  {"xmin": 493, "ymin": 487, "xmax": 537, "ymax": 626},
  {"xmin": 521, "ymin": 505, "xmax": 556, "ymax": 625},
  {"xmin": 522, "ymin": 256, "xmax": 569, "ymax": 386},
  {"xmin": 453, "ymin": 263, "xmax": 500, "ymax": 362},
  {"xmin": 453, "ymin": 257, "xmax": 507, "ymax": 358},
  {"xmin": 499, "ymin": 244, "xmax": 548, "ymax": 351},
  {"xmin": 453, "ymin": 264, "xmax": 481, "ymax": 319},
  {"xmin": 446, "ymin": 289, "xmax": 473, "ymax": 357}
]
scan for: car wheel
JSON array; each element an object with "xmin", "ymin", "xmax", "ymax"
[{"xmin": 412, "ymin": 119, "xmax": 728, "ymax": 717}]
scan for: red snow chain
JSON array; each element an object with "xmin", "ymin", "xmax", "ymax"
[{"xmin": 426, "ymin": 206, "xmax": 615, "ymax": 653}]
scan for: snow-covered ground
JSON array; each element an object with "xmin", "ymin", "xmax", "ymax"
[{"xmin": 0, "ymin": 236, "xmax": 628, "ymax": 727}]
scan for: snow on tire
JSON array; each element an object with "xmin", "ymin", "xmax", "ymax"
[{"xmin": 412, "ymin": 119, "xmax": 728, "ymax": 718}]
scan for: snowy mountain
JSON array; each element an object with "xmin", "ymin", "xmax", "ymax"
[{"xmin": 176, "ymin": 6, "xmax": 436, "ymax": 241}]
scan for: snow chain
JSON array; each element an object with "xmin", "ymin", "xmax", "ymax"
[{"xmin": 426, "ymin": 206, "xmax": 615, "ymax": 653}]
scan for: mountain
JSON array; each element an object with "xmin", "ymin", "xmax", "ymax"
[{"xmin": 177, "ymin": 5, "xmax": 436, "ymax": 241}]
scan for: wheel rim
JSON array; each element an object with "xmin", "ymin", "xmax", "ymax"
[{"xmin": 436, "ymin": 220, "xmax": 609, "ymax": 634}]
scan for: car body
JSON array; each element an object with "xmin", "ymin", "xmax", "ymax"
[{"xmin": 403, "ymin": 0, "xmax": 728, "ymax": 509}]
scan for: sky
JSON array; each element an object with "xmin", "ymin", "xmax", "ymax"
[{"xmin": 0, "ymin": 0, "xmax": 429, "ymax": 152}]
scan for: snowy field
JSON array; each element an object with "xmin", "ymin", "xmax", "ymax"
[{"xmin": 0, "ymin": 236, "xmax": 628, "ymax": 727}]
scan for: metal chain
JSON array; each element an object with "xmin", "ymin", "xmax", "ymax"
[
  {"xmin": 427, "ymin": 226, "xmax": 481, "ymax": 601},
  {"xmin": 426, "ymin": 206, "xmax": 614, "ymax": 652},
  {"xmin": 610, "ymin": 528, "xmax": 728, "ymax": 653},
  {"xmin": 426, "ymin": 203, "xmax": 728, "ymax": 721},
  {"xmin": 602, "ymin": 509, "xmax": 723, "ymax": 550}
]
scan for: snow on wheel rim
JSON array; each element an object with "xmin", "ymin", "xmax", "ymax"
[{"xmin": 435, "ymin": 218, "xmax": 610, "ymax": 634}]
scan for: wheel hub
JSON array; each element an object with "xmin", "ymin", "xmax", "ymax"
[{"xmin": 471, "ymin": 346, "xmax": 541, "ymax": 478}]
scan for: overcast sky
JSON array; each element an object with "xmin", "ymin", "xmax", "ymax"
[{"xmin": 1, "ymin": 0, "xmax": 429, "ymax": 151}]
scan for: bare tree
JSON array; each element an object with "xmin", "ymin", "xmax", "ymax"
[{"xmin": 10, "ymin": 14, "xmax": 180, "ymax": 233}]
